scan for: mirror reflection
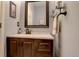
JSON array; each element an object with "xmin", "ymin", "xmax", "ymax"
[
  {"xmin": 25, "ymin": 1, "xmax": 49, "ymax": 28},
  {"xmin": 28, "ymin": 2, "xmax": 46, "ymax": 25}
]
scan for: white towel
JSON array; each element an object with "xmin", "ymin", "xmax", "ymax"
[
  {"xmin": 52, "ymin": 16, "xmax": 58, "ymax": 35},
  {"xmin": 52, "ymin": 15, "xmax": 61, "ymax": 56}
]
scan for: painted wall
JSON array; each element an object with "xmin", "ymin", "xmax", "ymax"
[
  {"xmin": 0, "ymin": 1, "xmax": 3, "ymax": 57},
  {"xmin": 59, "ymin": 1, "xmax": 79, "ymax": 57},
  {"xmin": 0, "ymin": 2, "xmax": 2, "ymax": 37},
  {"xmin": 4, "ymin": 1, "xmax": 21, "ymax": 36},
  {"xmin": 0, "ymin": 1, "xmax": 21, "ymax": 56},
  {"xmin": 20, "ymin": 1, "xmax": 55, "ymax": 34}
]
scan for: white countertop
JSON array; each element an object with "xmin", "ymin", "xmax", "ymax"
[{"xmin": 7, "ymin": 34, "xmax": 54, "ymax": 40}]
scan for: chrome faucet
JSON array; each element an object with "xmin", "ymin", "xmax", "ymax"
[{"xmin": 26, "ymin": 28, "xmax": 31, "ymax": 34}]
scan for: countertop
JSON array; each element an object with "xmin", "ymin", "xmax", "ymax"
[{"xmin": 7, "ymin": 34, "xmax": 54, "ymax": 40}]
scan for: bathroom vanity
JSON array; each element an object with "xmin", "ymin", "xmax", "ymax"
[{"xmin": 6, "ymin": 34, "xmax": 54, "ymax": 57}]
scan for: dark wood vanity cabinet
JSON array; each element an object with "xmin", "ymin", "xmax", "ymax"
[
  {"xmin": 23, "ymin": 39, "xmax": 33, "ymax": 57},
  {"xmin": 7, "ymin": 37, "xmax": 53, "ymax": 57},
  {"xmin": 7, "ymin": 38, "xmax": 18, "ymax": 57}
]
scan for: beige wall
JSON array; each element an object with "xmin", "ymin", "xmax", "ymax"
[
  {"xmin": 0, "ymin": 1, "xmax": 3, "ymax": 57},
  {"xmin": 0, "ymin": 1, "xmax": 21, "ymax": 56},
  {"xmin": 59, "ymin": 1, "xmax": 79, "ymax": 57}
]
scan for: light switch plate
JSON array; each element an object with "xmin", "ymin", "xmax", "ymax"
[{"xmin": 0, "ymin": 23, "xmax": 2, "ymax": 28}]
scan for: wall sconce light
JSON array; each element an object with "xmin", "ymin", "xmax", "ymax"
[
  {"xmin": 51, "ymin": 1, "xmax": 67, "ymax": 18},
  {"xmin": 56, "ymin": 1, "xmax": 67, "ymax": 16}
]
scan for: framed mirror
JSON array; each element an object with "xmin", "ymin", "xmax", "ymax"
[{"xmin": 25, "ymin": 1, "xmax": 49, "ymax": 28}]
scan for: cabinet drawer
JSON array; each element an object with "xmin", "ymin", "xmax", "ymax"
[
  {"xmin": 39, "ymin": 43, "xmax": 49, "ymax": 49},
  {"xmin": 38, "ymin": 40, "xmax": 52, "ymax": 50},
  {"xmin": 35, "ymin": 40, "xmax": 53, "ymax": 57}
]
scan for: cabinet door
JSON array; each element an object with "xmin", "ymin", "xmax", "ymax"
[
  {"xmin": 23, "ymin": 39, "xmax": 33, "ymax": 57},
  {"xmin": 17, "ymin": 39, "xmax": 23, "ymax": 57},
  {"xmin": 7, "ymin": 38, "xmax": 18, "ymax": 57},
  {"xmin": 34, "ymin": 40, "xmax": 53, "ymax": 57}
]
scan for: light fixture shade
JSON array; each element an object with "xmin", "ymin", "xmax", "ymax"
[{"xmin": 55, "ymin": 1, "xmax": 65, "ymax": 9}]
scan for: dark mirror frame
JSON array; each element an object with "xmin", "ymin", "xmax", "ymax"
[{"xmin": 25, "ymin": 1, "xmax": 49, "ymax": 28}]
